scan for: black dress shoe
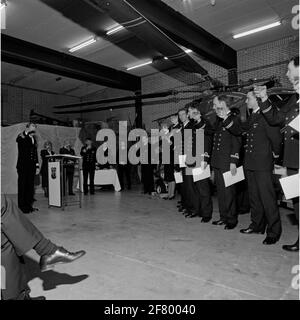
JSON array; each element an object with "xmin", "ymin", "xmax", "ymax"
[
  {"xmin": 224, "ymin": 223, "xmax": 237, "ymax": 230},
  {"xmin": 30, "ymin": 207, "xmax": 39, "ymax": 212},
  {"xmin": 240, "ymin": 227, "xmax": 264, "ymax": 234},
  {"xmin": 212, "ymin": 219, "xmax": 226, "ymax": 226},
  {"xmin": 40, "ymin": 247, "xmax": 86, "ymax": 272},
  {"xmin": 263, "ymin": 237, "xmax": 278, "ymax": 245},
  {"xmin": 168, "ymin": 196, "xmax": 175, "ymax": 200},
  {"xmin": 201, "ymin": 217, "xmax": 211, "ymax": 223},
  {"xmin": 282, "ymin": 239, "xmax": 299, "ymax": 252}
]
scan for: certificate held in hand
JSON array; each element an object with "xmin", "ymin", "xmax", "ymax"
[
  {"xmin": 174, "ymin": 171, "xmax": 183, "ymax": 184},
  {"xmin": 223, "ymin": 166, "xmax": 245, "ymax": 187},
  {"xmin": 179, "ymin": 155, "xmax": 187, "ymax": 168},
  {"xmin": 279, "ymin": 173, "xmax": 299, "ymax": 200},
  {"xmin": 192, "ymin": 165, "xmax": 211, "ymax": 182}
]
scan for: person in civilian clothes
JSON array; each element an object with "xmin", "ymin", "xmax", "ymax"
[
  {"xmin": 16, "ymin": 123, "xmax": 39, "ymax": 214},
  {"xmin": 254, "ymin": 56, "xmax": 299, "ymax": 251},
  {"xmin": 185, "ymin": 108, "xmax": 213, "ymax": 222},
  {"xmin": 211, "ymin": 95, "xmax": 242, "ymax": 230},
  {"xmin": 177, "ymin": 108, "xmax": 197, "ymax": 216},
  {"xmin": 40, "ymin": 140, "xmax": 55, "ymax": 198},
  {"xmin": 60, "ymin": 140, "xmax": 76, "ymax": 196},
  {"xmin": 221, "ymin": 91, "xmax": 283, "ymax": 244},
  {"xmin": 80, "ymin": 138, "xmax": 97, "ymax": 195},
  {"xmin": 1, "ymin": 194, "xmax": 86, "ymax": 300},
  {"xmin": 117, "ymin": 140, "xmax": 132, "ymax": 191}
]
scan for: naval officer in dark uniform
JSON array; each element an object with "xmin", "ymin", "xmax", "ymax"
[
  {"xmin": 255, "ymin": 56, "xmax": 299, "ymax": 251},
  {"xmin": 221, "ymin": 91, "xmax": 283, "ymax": 244},
  {"xmin": 211, "ymin": 95, "xmax": 242, "ymax": 230},
  {"xmin": 16, "ymin": 123, "xmax": 39, "ymax": 214},
  {"xmin": 185, "ymin": 107, "xmax": 213, "ymax": 222},
  {"xmin": 177, "ymin": 108, "xmax": 197, "ymax": 215},
  {"xmin": 80, "ymin": 138, "xmax": 97, "ymax": 195}
]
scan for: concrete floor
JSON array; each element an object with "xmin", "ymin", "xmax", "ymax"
[{"xmin": 18, "ymin": 188, "xmax": 299, "ymax": 300}]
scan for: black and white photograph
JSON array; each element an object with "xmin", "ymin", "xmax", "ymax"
[{"xmin": 0, "ymin": 0, "xmax": 299, "ymax": 306}]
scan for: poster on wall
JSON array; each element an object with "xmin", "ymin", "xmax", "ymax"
[{"xmin": 48, "ymin": 161, "xmax": 61, "ymax": 207}]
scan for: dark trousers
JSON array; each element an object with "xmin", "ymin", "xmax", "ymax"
[
  {"xmin": 287, "ymin": 168, "xmax": 299, "ymax": 222},
  {"xmin": 1, "ymin": 195, "xmax": 43, "ymax": 300},
  {"xmin": 141, "ymin": 164, "xmax": 154, "ymax": 194},
  {"xmin": 17, "ymin": 164, "xmax": 35, "ymax": 212},
  {"xmin": 214, "ymin": 168, "xmax": 238, "ymax": 225},
  {"xmin": 83, "ymin": 165, "xmax": 95, "ymax": 194},
  {"xmin": 246, "ymin": 170, "xmax": 282, "ymax": 239},
  {"xmin": 117, "ymin": 164, "xmax": 131, "ymax": 190},
  {"xmin": 194, "ymin": 178, "xmax": 213, "ymax": 218},
  {"xmin": 236, "ymin": 180, "xmax": 250, "ymax": 214},
  {"xmin": 182, "ymin": 169, "xmax": 196, "ymax": 212},
  {"xmin": 64, "ymin": 167, "xmax": 74, "ymax": 195}
]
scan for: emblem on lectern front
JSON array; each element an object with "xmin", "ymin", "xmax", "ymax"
[{"xmin": 51, "ymin": 167, "xmax": 57, "ymax": 179}]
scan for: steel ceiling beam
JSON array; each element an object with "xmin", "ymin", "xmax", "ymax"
[
  {"xmin": 125, "ymin": 0, "xmax": 237, "ymax": 70},
  {"xmin": 1, "ymin": 34, "xmax": 141, "ymax": 92}
]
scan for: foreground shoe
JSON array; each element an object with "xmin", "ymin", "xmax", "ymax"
[
  {"xmin": 263, "ymin": 237, "xmax": 278, "ymax": 245},
  {"xmin": 282, "ymin": 239, "xmax": 299, "ymax": 252},
  {"xmin": 240, "ymin": 227, "xmax": 264, "ymax": 234},
  {"xmin": 40, "ymin": 247, "xmax": 86, "ymax": 272},
  {"xmin": 24, "ymin": 294, "xmax": 46, "ymax": 300},
  {"xmin": 212, "ymin": 219, "xmax": 226, "ymax": 226},
  {"xmin": 201, "ymin": 217, "xmax": 211, "ymax": 223},
  {"xmin": 30, "ymin": 207, "xmax": 39, "ymax": 212},
  {"xmin": 224, "ymin": 223, "xmax": 237, "ymax": 230}
]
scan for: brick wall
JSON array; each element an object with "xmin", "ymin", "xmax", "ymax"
[{"xmin": 1, "ymin": 84, "xmax": 79, "ymax": 125}]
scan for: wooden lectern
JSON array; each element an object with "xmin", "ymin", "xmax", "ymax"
[{"xmin": 46, "ymin": 154, "xmax": 82, "ymax": 210}]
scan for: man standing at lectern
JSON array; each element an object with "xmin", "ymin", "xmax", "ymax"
[
  {"xmin": 16, "ymin": 123, "xmax": 39, "ymax": 214},
  {"xmin": 60, "ymin": 140, "xmax": 76, "ymax": 196}
]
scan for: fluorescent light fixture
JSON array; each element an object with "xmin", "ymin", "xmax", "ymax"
[
  {"xmin": 126, "ymin": 60, "xmax": 153, "ymax": 71},
  {"xmin": 69, "ymin": 37, "xmax": 97, "ymax": 53},
  {"xmin": 164, "ymin": 57, "xmax": 169, "ymax": 60},
  {"xmin": 106, "ymin": 25, "xmax": 125, "ymax": 35},
  {"xmin": 233, "ymin": 21, "xmax": 281, "ymax": 39},
  {"xmin": 184, "ymin": 49, "xmax": 193, "ymax": 53}
]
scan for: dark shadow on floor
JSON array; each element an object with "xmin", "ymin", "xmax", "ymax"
[{"xmin": 24, "ymin": 256, "xmax": 89, "ymax": 291}]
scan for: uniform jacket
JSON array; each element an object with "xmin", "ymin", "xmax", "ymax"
[
  {"xmin": 259, "ymin": 94, "xmax": 299, "ymax": 169},
  {"xmin": 16, "ymin": 131, "xmax": 39, "ymax": 170},
  {"xmin": 223, "ymin": 110, "xmax": 282, "ymax": 171},
  {"xmin": 210, "ymin": 116, "xmax": 241, "ymax": 170},
  {"xmin": 59, "ymin": 147, "xmax": 76, "ymax": 169},
  {"xmin": 80, "ymin": 146, "xmax": 97, "ymax": 168}
]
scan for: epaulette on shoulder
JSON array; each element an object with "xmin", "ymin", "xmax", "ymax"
[{"xmin": 17, "ymin": 132, "xmax": 25, "ymax": 139}]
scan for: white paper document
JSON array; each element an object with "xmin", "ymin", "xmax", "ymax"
[
  {"xmin": 223, "ymin": 166, "xmax": 245, "ymax": 187},
  {"xmin": 192, "ymin": 165, "xmax": 211, "ymax": 182},
  {"xmin": 288, "ymin": 115, "xmax": 299, "ymax": 132},
  {"xmin": 174, "ymin": 171, "xmax": 183, "ymax": 184},
  {"xmin": 179, "ymin": 155, "xmax": 187, "ymax": 168},
  {"xmin": 279, "ymin": 173, "xmax": 299, "ymax": 200}
]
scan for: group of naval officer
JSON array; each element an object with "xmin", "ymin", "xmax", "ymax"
[{"xmin": 175, "ymin": 56, "xmax": 299, "ymax": 252}]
